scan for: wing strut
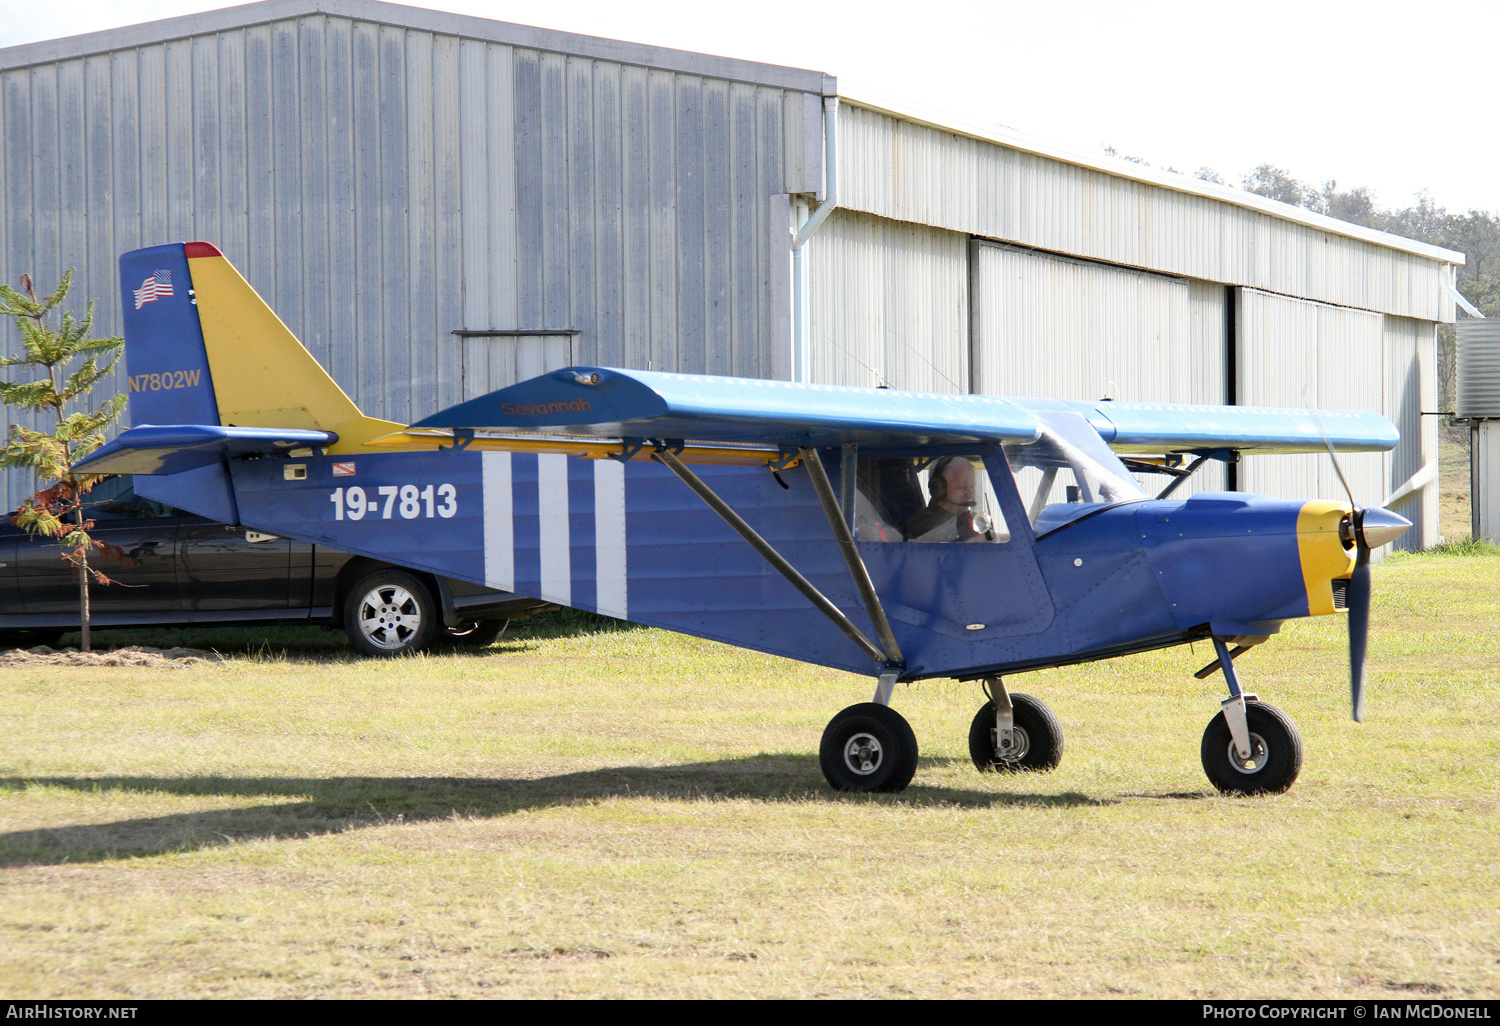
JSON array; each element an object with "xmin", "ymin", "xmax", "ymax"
[
  {"xmin": 652, "ymin": 447, "xmax": 888, "ymax": 666},
  {"xmin": 798, "ymin": 446, "xmax": 904, "ymax": 667}
]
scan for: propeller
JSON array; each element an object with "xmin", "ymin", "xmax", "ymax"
[{"xmin": 1310, "ymin": 406, "xmax": 1412, "ymax": 722}]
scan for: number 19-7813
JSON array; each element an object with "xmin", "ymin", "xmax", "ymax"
[{"xmin": 330, "ymin": 484, "xmax": 457, "ymax": 521}]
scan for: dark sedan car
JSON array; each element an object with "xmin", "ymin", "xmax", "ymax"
[{"xmin": 0, "ymin": 475, "xmax": 552, "ymax": 654}]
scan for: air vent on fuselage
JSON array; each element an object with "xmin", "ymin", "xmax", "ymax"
[{"xmin": 1331, "ymin": 579, "xmax": 1349, "ymax": 611}]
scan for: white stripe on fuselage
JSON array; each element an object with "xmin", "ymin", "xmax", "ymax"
[
  {"xmin": 481, "ymin": 452, "xmax": 627, "ymax": 616},
  {"xmin": 482, "ymin": 451, "xmax": 514, "ymax": 592},
  {"xmin": 593, "ymin": 458, "xmax": 627, "ymax": 618},
  {"xmin": 537, "ymin": 453, "xmax": 571, "ymax": 606}
]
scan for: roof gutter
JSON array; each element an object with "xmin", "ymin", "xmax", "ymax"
[{"xmin": 791, "ymin": 96, "xmax": 839, "ymax": 383}]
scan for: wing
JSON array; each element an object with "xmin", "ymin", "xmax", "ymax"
[
  {"xmin": 1007, "ymin": 398, "xmax": 1399, "ymax": 455},
  {"xmin": 410, "ymin": 366, "xmax": 1041, "ymax": 449}
]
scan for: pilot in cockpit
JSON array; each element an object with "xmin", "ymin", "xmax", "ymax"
[{"xmin": 903, "ymin": 456, "xmax": 984, "ymax": 543}]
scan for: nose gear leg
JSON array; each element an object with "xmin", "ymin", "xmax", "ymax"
[{"xmin": 1213, "ymin": 635, "xmax": 1257, "ymax": 761}]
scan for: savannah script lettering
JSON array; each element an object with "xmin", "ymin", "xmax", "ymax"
[{"xmin": 500, "ymin": 399, "xmax": 592, "ymax": 416}]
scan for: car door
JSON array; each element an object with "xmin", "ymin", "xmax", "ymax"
[
  {"xmin": 176, "ymin": 517, "xmax": 295, "ymax": 612},
  {"xmin": 14, "ymin": 477, "xmax": 182, "ymax": 616},
  {"xmin": 0, "ymin": 531, "xmax": 19, "ymax": 615}
]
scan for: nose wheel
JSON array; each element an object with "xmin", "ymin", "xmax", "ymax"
[{"xmin": 1200, "ymin": 700, "xmax": 1302, "ymax": 794}]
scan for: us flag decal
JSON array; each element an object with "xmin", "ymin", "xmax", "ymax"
[
  {"xmin": 133, "ymin": 269, "xmax": 174, "ymax": 310},
  {"xmin": 332, "ymin": 462, "xmax": 356, "ymax": 476}
]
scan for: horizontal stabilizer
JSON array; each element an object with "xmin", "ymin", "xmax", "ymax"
[
  {"xmin": 414, "ymin": 367, "xmax": 1042, "ymax": 448},
  {"xmin": 73, "ymin": 424, "xmax": 338, "ymax": 476}
]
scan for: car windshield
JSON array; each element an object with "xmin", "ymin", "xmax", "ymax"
[
  {"xmin": 79, "ymin": 475, "xmax": 174, "ymax": 519},
  {"xmin": 1004, "ymin": 411, "xmax": 1147, "ymax": 535}
]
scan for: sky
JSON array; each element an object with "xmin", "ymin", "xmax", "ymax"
[{"xmin": 2, "ymin": 0, "xmax": 1496, "ymax": 215}]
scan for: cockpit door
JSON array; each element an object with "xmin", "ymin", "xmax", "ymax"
[{"xmin": 848, "ymin": 450, "xmax": 1055, "ymax": 643}]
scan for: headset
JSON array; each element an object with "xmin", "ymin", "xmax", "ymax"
[{"xmin": 927, "ymin": 456, "xmax": 968, "ymax": 504}]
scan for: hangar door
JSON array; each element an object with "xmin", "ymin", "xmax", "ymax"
[
  {"xmin": 1235, "ymin": 289, "xmax": 1386, "ymax": 508},
  {"xmin": 969, "ymin": 241, "xmax": 1228, "ymax": 491}
]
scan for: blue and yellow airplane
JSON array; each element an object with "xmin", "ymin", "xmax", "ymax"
[{"xmin": 78, "ymin": 242, "xmax": 1413, "ymax": 796}]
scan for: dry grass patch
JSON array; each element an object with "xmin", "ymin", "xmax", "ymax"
[{"xmin": 0, "ymin": 561, "xmax": 1496, "ymax": 998}]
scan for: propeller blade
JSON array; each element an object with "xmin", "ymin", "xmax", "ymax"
[
  {"xmin": 1347, "ymin": 510, "xmax": 1371, "ymax": 723},
  {"xmin": 1308, "ymin": 400, "xmax": 1358, "ymax": 509}
]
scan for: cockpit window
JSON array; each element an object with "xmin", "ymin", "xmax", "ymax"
[
  {"xmin": 851, "ymin": 454, "xmax": 1010, "ymax": 544},
  {"xmin": 1004, "ymin": 411, "xmax": 1148, "ymax": 535}
]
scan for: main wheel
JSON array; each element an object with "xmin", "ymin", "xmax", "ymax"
[
  {"xmin": 819, "ymin": 703, "xmax": 919, "ymax": 793},
  {"xmin": 446, "ymin": 619, "xmax": 506, "ymax": 648},
  {"xmin": 967, "ymin": 693, "xmax": 1064, "ymax": 773},
  {"xmin": 1200, "ymin": 700, "xmax": 1303, "ymax": 795},
  {"xmin": 343, "ymin": 569, "xmax": 439, "ymax": 657}
]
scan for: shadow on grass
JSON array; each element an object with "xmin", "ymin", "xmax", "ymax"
[
  {"xmin": 46, "ymin": 608, "xmax": 642, "ymax": 664},
  {"xmin": 0, "ymin": 756, "xmax": 1112, "ymax": 865}
]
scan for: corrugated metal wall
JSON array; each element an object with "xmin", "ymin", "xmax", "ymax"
[
  {"xmin": 1236, "ymin": 289, "xmax": 1434, "ymax": 551},
  {"xmin": 459, "ymin": 333, "xmax": 574, "ymax": 400},
  {"xmin": 1236, "ymin": 290, "xmax": 1381, "ymax": 506},
  {"xmin": 970, "ymin": 242, "xmax": 1226, "ymax": 402},
  {"xmin": 840, "ymin": 103, "xmax": 1450, "ymax": 324},
  {"xmin": 968, "ymin": 240, "xmax": 1228, "ymax": 494},
  {"xmin": 0, "ymin": 11, "xmax": 823, "ymax": 508},
  {"xmin": 808, "ymin": 209, "xmax": 968, "ymax": 393},
  {"xmin": 1384, "ymin": 315, "xmax": 1438, "ymax": 548}
]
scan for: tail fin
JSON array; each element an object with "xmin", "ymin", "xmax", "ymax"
[{"xmin": 120, "ymin": 241, "xmax": 401, "ymax": 451}]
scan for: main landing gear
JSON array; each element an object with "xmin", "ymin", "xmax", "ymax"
[
  {"xmin": 817, "ymin": 670, "xmax": 1064, "ymax": 792},
  {"xmin": 967, "ymin": 677, "xmax": 1064, "ymax": 774},
  {"xmin": 1197, "ymin": 636, "xmax": 1302, "ymax": 795}
]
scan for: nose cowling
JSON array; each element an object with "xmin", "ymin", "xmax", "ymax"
[{"xmin": 1356, "ymin": 506, "xmax": 1412, "ymax": 549}]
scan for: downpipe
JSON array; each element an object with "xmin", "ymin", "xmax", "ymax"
[{"xmin": 791, "ymin": 95, "xmax": 839, "ymax": 384}]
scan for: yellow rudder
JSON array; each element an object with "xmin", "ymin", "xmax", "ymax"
[{"xmin": 183, "ymin": 242, "xmax": 403, "ymax": 453}]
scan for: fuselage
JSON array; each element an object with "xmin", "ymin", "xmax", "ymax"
[{"xmin": 210, "ymin": 449, "xmax": 1360, "ymax": 683}]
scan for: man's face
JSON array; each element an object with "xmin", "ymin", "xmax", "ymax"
[{"xmin": 941, "ymin": 459, "xmax": 976, "ymax": 507}]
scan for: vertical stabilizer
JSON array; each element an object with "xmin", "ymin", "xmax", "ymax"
[
  {"xmin": 183, "ymin": 243, "xmax": 402, "ymax": 451},
  {"xmin": 119, "ymin": 243, "xmax": 220, "ymax": 428}
]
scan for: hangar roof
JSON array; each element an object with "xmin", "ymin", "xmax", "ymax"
[
  {"xmin": 841, "ymin": 85, "xmax": 1465, "ymax": 266},
  {"xmin": 0, "ymin": 0, "xmax": 1462, "ymax": 268},
  {"xmin": 0, "ymin": 0, "xmax": 835, "ymax": 94}
]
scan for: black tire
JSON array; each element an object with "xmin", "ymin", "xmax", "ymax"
[
  {"xmin": 343, "ymin": 569, "xmax": 439, "ymax": 658},
  {"xmin": 446, "ymin": 619, "xmax": 506, "ymax": 648},
  {"xmin": 0, "ymin": 628, "xmax": 67, "ymax": 650},
  {"xmin": 967, "ymin": 693, "xmax": 1064, "ymax": 773},
  {"xmin": 819, "ymin": 703, "xmax": 919, "ymax": 793},
  {"xmin": 1200, "ymin": 700, "xmax": 1303, "ymax": 795}
]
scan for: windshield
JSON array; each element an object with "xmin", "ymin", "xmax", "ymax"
[{"xmin": 1004, "ymin": 411, "xmax": 1147, "ymax": 535}]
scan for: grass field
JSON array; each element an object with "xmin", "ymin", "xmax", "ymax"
[
  {"xmin": 1, "ymin": 555, "xmax": 1497, "ymax": 999},
  {"xmin": 1439, "ymin": 430, "xmax": 1472, "ymax": 542}
]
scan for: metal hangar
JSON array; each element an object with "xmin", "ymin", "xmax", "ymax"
[{"xmin": 0, "ymin": 0, "xmax": 1464, "ymax": 547}]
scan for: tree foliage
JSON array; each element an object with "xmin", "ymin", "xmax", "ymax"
[{"xmin": 0, "ymin": 270, "xmax": 126, "ymax": 651}]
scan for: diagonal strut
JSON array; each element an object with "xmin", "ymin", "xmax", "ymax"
[{"xmin": 652, "ymin": 446, "xmax": 887, "ymax": 665}]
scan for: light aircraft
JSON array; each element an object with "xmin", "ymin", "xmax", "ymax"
[{"xmin": 77, "ymin": 242, "xmax": 1413, "ymax": 796}]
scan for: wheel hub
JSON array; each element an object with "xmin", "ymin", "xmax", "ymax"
[
  {"xmin": 991, "ymin": 724, "xmax": 1031, "ymax": 764},
  {"xmin": 843, "ymin": 733, "xmax": 883, "ymax": 775},
  {"xmin": 1227, "ymin": 732, "xmax": 1269, "ymax": 774},
  {"xmin": 358, "ymin": 585, "xmax": 421, "ymax": 650}
]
